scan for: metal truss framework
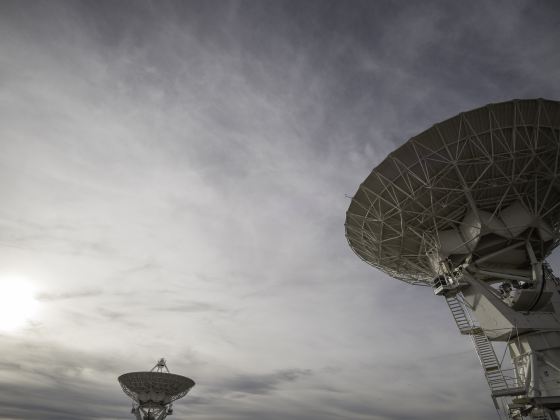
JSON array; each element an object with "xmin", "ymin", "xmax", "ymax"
[{"xmin": 345, "ymin": 99, "xmax": 560, "ymax": 285}]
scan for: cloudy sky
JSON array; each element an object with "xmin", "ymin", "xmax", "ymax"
[{"xmin": 1, "ymin": 1, "xmax": 560, "ymax": 419}]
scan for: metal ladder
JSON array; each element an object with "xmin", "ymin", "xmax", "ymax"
[{"xmin": 445, "ymin": 294, "xmax": 525, "ymax": 399}]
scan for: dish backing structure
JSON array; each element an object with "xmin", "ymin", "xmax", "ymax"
[
  {"xmin": 345, "ymin": 98, "xmax": 560, "ymax": 420},
  {"xmin": 118, "ymin": 359, "xmax": 195, "ymax": 420}
]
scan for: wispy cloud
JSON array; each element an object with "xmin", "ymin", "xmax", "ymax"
[
  {"xmin": 0, "ymin": 1, "xmax": 559, "ymax": 419},
  {"xmin": 219, "ymin": 368, "xmax": 313, "ymax": 395},
  {"xmin": 37, "ymin": 290, "xmax": 103, "ymax": 301}
]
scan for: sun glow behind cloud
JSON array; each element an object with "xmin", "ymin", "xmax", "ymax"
[{"xmin": 0, "ymin": 277, "xmax": 39, "ymax": 332}]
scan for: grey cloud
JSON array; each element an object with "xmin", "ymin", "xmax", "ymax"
[
  {"xmin": 0, "ymin": 340, "xmax": 121, "ymax": 419},
  {"xmin": 0, "ymin": 1, "xmax": 559, "ymax": 420},
  {"xmin": 156, "ymin": 301, "xmax": 230, "ymax": 313},
  {"xmin": 98, "ymin": 308, "xmax": 128, "ymax": 321},
  {"xmin": 37, "ymin": 289, "xmax": 103, "ymax": 301},
  {"xmin": 220, "ymin": 368, "xmax": 313, "ymax": 395}
]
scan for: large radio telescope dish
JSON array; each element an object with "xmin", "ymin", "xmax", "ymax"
[
  {"xmin": 118, "ymin": 359, "xmax": 195, "ymax": 420},
  {"xmin": 118, "ymin": 372, "xmax": 195, "ymax": 405},
  {"xmin": 345, "ymin": 99, "xmax": 560, "ymax": 285},
  {"xmin": 344, "ymin": 98, "xmax": 560, "ymax": 420}
]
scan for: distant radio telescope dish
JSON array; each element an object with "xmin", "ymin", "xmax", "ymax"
[
  {"xmin": 118, "ymin": 358, "xmax": 195, "ymax": 420},
  {"xmin": 345, "ymin": 99, "xmax": 560, "ymax": 420}
]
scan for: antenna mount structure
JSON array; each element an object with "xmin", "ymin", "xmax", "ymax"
[
  {"xmin": 118, "ymin": 359, "xmax": 195, "ymax": 420},
  {"xmin": 345, "ymin": 99, "xmax": 560, "ymax": 420}
]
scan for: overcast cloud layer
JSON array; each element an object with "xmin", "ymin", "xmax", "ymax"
[{"xmin": 1, "ymin": 1, "xmax": 560, "ymax": 419}]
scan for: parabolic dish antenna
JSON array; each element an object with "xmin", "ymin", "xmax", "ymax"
[
  {"xmin": 345, "ymin": 99, "xmax": 560, "ymax": 420},
  {"xmin": 118, "ymin": 358, "xmax": 195, "ymax": 420},
  {"xmin": 346, "ymin": 98, "xmax": 560, "ymax": 285}
]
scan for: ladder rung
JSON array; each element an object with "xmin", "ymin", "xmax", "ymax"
[
  {"xmin": 491, "ymin": 386, "xmax": 526, "ymax": 397},
  {"xmin": 479, "ymin": 352, "xmax": 496, "ymax": 357},
  {"xmin": 484, "ymin": 365, "xmax": 500, "ymax": 371},
  {"xmin": 482, "ymin": 362, "xmax": 499, "ymax": 367}
]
